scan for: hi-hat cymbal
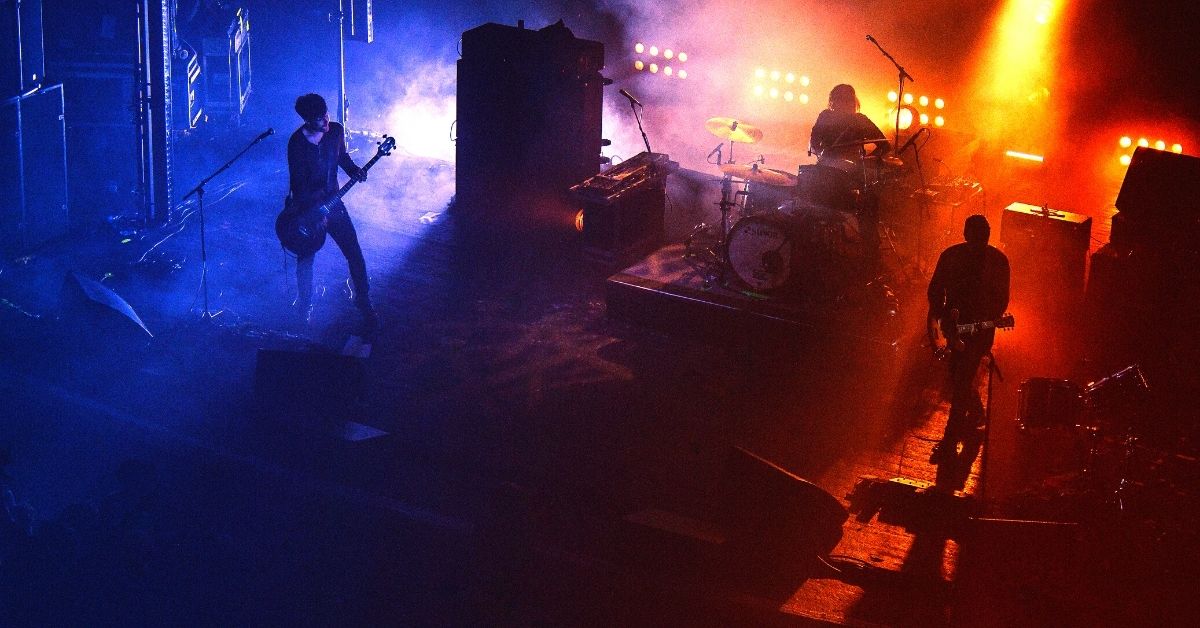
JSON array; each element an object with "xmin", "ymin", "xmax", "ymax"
[
  {"xmin": 720, "ymin": 163, "xmax": 796, "ymax": 186},
  {"xmin": 705, "ymin": 117, "xmax": 764, "ymax": 143}
]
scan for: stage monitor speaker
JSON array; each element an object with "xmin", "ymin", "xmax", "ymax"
[
  {"xmin": 254, "ymin": 349, "xmax": 366, "ymax": 418},
  {"xmin": 59, "ymin": 271, "xmax": 152, "ymax": 339},
  {"xmin": 1115, "ymin": 146, "xmax": 1200, "ymax": 222},
  {"xmin": 0, "ymin": 83, "xmax": 68, "ymax": 254},
  {"xmin": 722, "ymin": 445, "xmax": 848, "ymax": 561}
]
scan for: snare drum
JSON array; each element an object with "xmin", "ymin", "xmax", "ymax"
[{"xmin": 1017, "ymin": 378, "xmax": 1083, "ymax": 430}]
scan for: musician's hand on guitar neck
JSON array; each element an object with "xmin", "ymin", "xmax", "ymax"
[{"xmin": 351, "ymin": 167, "xmax": 367, "ymax": 182}]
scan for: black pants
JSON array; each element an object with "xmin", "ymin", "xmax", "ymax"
[
  {"xmin": 296, "ymin": 205, "xmax": 369, "ymax": 308},
  {"xmin": 943, "ymin": 339, "xmax": 990, "ymax": 443}
]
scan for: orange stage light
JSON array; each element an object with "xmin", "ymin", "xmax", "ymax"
[{"xmin": 1119, "ymin": 136, "xmax": 1132, "ymax": 148}]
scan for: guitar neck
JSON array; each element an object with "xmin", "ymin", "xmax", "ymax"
[{"xmin": 330, "ymin": 150, "xmax": 387, "ymax": 204}]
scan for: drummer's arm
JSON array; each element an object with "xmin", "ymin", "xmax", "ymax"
[{"xmin": 862, "ymin": 116, "xmax": 890, "ymax": 156}]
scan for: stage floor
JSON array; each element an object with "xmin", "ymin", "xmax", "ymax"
[{"xmin": 606, "ymin": 243, "xmax": 904, "ymax": 350}]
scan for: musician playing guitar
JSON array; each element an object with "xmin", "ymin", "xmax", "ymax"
[
  {"xmin": 926, "ymin": 215, "xmax": 1010, "ymax": 464},
  {"xmin": 287, "ymin": 93, "xmax": 376, "ymax": 333}
]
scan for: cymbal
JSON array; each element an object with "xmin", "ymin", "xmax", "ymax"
[
  {"xmin": 720, "ymin": 163, "xmax": 796, "ymax": 186},
  {"xmin": 882, "ymin": 155, "xmax": 904, "ymax": 168},
  {"xmin": 705, "ymin": 117, "xmax": 763, "ymax": 143}
]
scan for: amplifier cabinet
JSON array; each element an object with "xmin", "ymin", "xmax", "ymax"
[{"xmin": 1001, "ymin": 202, "xmax": 1092, "ymax": 306}]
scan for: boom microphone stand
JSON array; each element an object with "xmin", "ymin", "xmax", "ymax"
[
  {"xmin": 865, "ymin": 34, "xmax": 915, "ymax": 153},
  {"xmin": 620, "ymin": 88, "xmax": 652, "ymax": 154},
  {"xmin": 183, "ymin": 128, "xmax": 275, "ymax": 320}
]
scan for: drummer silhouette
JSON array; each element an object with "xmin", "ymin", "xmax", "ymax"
[
  {"xmin": 807, "ymin": 84, "xmax": 891, "ymax": 271},
  {"xmin": 809, "ymin": 84, "xmax": 890, "ymax": 163}
]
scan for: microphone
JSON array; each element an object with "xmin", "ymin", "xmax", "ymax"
[
  {"xmin": 898, "ymin": 127, "xmax": 928, "ymax": 155},
  {"xmin": 866, "ymin": 34, "xmax": 876, "ymax": 43},
  {"xmin": 618, "ymin": 88, "xmax": 643, "ymax": 107},
  {"xmin": 257, "ymin": 128, "xmax": 275, "ymax": 141}
]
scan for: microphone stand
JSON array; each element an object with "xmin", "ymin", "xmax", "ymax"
[
  {"xmin": 627, "ymin": 97, "xmax": 652, "ymax": 154},
  {"xmin": 866, "ymin": 35, "xmax": 915, "ymax": 153},
  {"xmin": 183, "ymin": 130, "xmax": 274, "ymax": 321},
  {"xmin": 908, "ymin": 130, "xmax": 933, "ymax": 276},
  {"xmin": 978, "ymin": 351, "xmax": 1004, "ymax": 509}
]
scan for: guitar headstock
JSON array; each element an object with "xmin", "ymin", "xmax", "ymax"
[
  {"xmin": 377, "ymin": 134, "xmax": 396, "ymax": 156},
  {"xmin": 997, "ymin": 313, "xmax": 1015, "ymax": 330}
]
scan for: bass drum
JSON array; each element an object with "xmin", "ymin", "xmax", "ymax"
[
  {"xmin": 726, "ymin": 211, "xmax": 803, "ymax": 293},
  {"xmin": 1017, "ymin": 378, "xmax": 1083, "ymax": 430}
]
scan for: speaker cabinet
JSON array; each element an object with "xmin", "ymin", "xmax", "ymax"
[
  {"xmin": 0, "ymin": 83, "xmax": 68, "ymax": 254},
  {"xmin": 581, "ymin": 186, "xmax": 665, "ymax": 263},
  {"xmin": 1001, "ymin": 202, "xmax": 1091, "ymax": 306},
  {"xmin": 1116, "ymin": 146, "xmax": 1200, "ymax": 222}
]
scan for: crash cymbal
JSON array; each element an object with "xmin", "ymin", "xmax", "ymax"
[
  {"xmin": 705, "ymin": 117, "xmax": 764, "ymax": 143},
  {"xmin": 720, "ymin": 163, "xmax": 795, "ymax": 186}
]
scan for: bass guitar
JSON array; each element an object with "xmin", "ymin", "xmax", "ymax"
[
  {"xmin": 928, "ymin": 308, "xmax": 1015, "ymax": 359},
  {"xmin": 275, "ymin": 135, "xmax": 395, "ymax": 256}
]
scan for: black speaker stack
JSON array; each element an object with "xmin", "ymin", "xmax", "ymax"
[
  {"xmin": 42, "ymin": 0, "xmax": 176, "ymax": 228},
  {"xmin": 454, "ymin": 20, "xmax": 605, "ymax": 237},
  {"xmin": 1084, "ymin": 147, "xmax": 1200, "ymax": 434}
]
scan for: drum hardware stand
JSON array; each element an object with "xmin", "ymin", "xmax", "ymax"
[
  {"xmin": 1109, "ymin": 430, "xmax": 1139, "ymax": 513},
  {"xmin": 715, "ymin": 175, "xmax": 740, "ymax": 285},
  {"xmin": 182, "ymin": 128, "xmax": 275, "ymax": 321},
  {"xmin": 684, "ymin": 175, "xmax": 739, "ymax": 287},
  {"xmin": 866, "ymin": 34, "xmax": 915, "ymax": 155}
]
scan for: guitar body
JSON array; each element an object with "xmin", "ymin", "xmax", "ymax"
[
  {"xmin": 928, "ymin": 308, "xmax": 1015, "ymax": 360},
  {"xmin": 274, "ymin": 135, "xmax": 396, "ymax": 257},
  {"xmin": 275, "ymin": 195, "xmax": 330, "ymax": 257}
]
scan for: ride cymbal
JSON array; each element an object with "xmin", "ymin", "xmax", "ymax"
[{"xmin": 705, "ymin": 117, "xmax": 764, "ymax": 144}]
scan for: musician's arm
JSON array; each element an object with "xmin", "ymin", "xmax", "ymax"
[
  {"xmin": 861, "ymin": 115, "xmax": 890, "ymax": 156},
  {"xmin": 926, "ymin": 251, "xmax": 948, "ymax": 318},
  {"xmin": 336, "ymin": 125, "xmax": 367, "ymax": 182},
  {"xmin": 286, "ymin": 135, "xmax": 304, "ymax": 197}
]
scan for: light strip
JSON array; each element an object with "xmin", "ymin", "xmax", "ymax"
[{"xmin": 1005, "ymin": 150, "xmax": 1045, "ymax": 163}]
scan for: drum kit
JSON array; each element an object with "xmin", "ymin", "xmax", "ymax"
[
  {"xmin": 1017, "ymin": 364, "xmax": 1152, "ymax": 512},
  {"xmin": 686, "ymin": 116, "xmax": 904, "ymax": 298}
]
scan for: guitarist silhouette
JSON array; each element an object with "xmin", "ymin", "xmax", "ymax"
[
  {"xmin": 926, "ymin": 215, "xmax": 1010, "ymax": 465},
  {"xmin": 285, "ymin": 93, "xmax": 376, "ymax": 333}
]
